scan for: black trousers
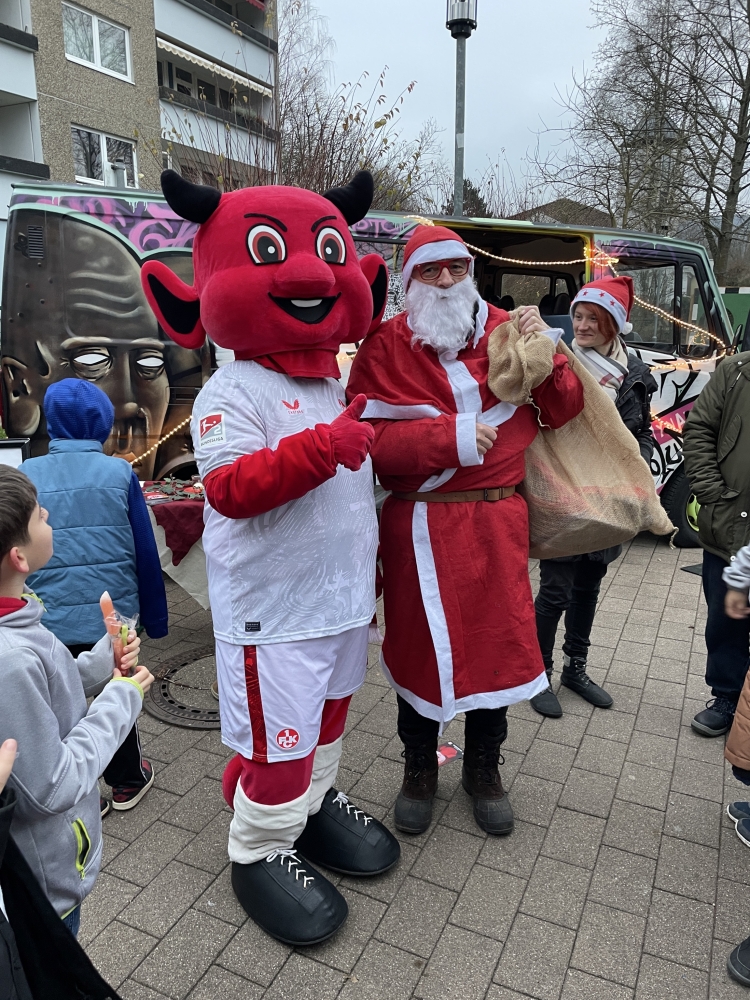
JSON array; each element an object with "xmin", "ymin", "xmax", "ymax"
[
  {"xmin": 397, "ymin": 695, "xmax": 508, "ymax": 749},
  {"xmin": 66, "ymin": 643, "xmax": 149, "ymax": 788},
  {"xmin": 702, "ymin": 551, "xmax": 750, "ymax": 704},
  {"xmin": 534, "ymin": 558, "xmax": 610, "ymax": 670}
]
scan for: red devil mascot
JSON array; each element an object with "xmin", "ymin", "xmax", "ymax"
[{"xmin": 142, "ymin": 170, "xmax": 398, "ymax": 946}]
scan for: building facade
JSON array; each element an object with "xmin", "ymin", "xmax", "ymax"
[{"xmin": 0, "ymin": 0, "xmax": 276, "ymax": 273}]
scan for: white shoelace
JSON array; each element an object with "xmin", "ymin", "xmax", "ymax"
[
  {"xmin": 332, "ymin": 791, "xmax": 372, "ymax": 826},
  {"xmin": 265, "ymin": 849, "xmax": 315, "ymax": 888}
]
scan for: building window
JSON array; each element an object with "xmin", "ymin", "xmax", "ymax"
[
  {"xmin": 62, "ymin": 3, "xmax": 131, "ymax": 80},
  {"xmin": 72, "ymin": 127, "xmax": 137, "ymax": 187}
]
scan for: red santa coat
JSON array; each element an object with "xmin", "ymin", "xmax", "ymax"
[{"xmin": 347, "ymin": 304, "xmax": 584, "ymax": 724}]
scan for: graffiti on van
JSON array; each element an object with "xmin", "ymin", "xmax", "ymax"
[{"xmin": 2, "ymin": 188, "xmax": 208, "ymax": 481}]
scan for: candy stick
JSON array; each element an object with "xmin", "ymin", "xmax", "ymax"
[{"xmin": 100, "ymin": 591, "xmax": 125, "ymax": 672}]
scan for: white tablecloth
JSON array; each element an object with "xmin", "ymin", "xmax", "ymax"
[{"xmin": 148, "ymin": 508, "xmax": 210, "ymax": 610}]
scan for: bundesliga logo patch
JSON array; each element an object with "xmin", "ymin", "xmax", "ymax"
[
  {"xmin": 275, "ymin": 728, "xmax": 300, "ymax": 750},
  {"xmin": 199, "ymin": 412, "xmax": 225, "ymax": 447}
]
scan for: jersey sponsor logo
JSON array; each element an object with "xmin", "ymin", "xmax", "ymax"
[
  {"xmin": 275, "ymin": 727, "xmax": 300, "ymax": 750},
  {"xmin": 282, "ymin": 398, "xmax": 304, "ymax": 416},
  {"xmin": 199, "ymin": 412, "xmax": 226, "ymax": 447},
  {"xmin": 337, "ymin": 398, "xmax": 347, "ymax": 409}
]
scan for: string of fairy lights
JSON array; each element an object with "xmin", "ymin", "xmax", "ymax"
[{"xmin": 130, "ymin": 223, "xmax": 727, "ymax": 467}]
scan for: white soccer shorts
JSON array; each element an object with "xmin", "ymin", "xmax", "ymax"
[{"xmin": 215, "ymin": 624, "xmax": 369, "ymax": 762}]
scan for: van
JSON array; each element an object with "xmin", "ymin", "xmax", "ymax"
[{"xmin": 1, "ymin": 184, "xmax": 736, "ymax": 544}]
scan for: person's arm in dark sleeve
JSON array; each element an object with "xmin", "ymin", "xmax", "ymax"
[
  {"xmin": 637, "ymin": 375, "xmax": 657, "ymax": 463},
  {"xmin": 127, "ymin": 471, "xmax": 168, "ymax": 639},
  {"xmin": 682, "ymin": 364, "xmax": 733, "ymax": 503}
]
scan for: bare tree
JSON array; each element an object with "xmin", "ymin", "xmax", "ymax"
[{"xmin": 536, "ymin": 0, "xmax": 750, "ymax": 285}]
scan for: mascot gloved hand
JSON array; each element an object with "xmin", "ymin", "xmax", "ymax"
[{"xmin": 142, "ymin": 170, "xmax": 398, "ymax": 947}]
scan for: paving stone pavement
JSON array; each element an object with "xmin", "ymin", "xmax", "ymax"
[{"xmin": 83, "ymin": 536, "xmax": 750, "ymax": 999}]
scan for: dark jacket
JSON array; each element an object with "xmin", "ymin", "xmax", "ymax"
[
  {"xmin": 683, "ymin": 351, "xmax": 750, "ymax": 562},
  {"xmin": 0, "ymin": 788, "xmax": 120, "ymax": 1000},
  {"xmin": 552, "ymin": 349, "xmax": 657, "ymax": 565}
]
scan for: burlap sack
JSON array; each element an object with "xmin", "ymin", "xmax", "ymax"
[
  {"xmin": 487, "ymin": 319, "xmax": 675, "ymax": 559},
  {"xmin": 487, "ymin": 314, "xmax": 556, "ymax": 406}
]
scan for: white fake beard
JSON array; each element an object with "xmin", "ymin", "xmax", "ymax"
[{"xmin": 406, "ymin": 276, "xmax": 482, "ymax": 352}]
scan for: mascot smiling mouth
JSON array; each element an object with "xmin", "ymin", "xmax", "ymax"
[{"xmin": 269, "ymin": 293, "xmax": 341, "ymax": 324}]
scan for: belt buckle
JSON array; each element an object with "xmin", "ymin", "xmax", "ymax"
[{"xmin": 483, "ymin": 488, "xmax": 493, "ymax": 502}]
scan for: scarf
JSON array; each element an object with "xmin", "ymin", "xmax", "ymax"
[{"xmin": 571, "ymin": 336, "xmax": 629, "ymax": 401}]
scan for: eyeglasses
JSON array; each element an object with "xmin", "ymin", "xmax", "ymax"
[{"xmin": 413, "ymin": 258, "xmax": 471, "ymax": 282}]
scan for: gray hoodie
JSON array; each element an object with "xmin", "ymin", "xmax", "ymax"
[
  {"xmin": 0, "ymin": 595, "xmax": 143, "ymax": 916},
  {"xmin": 724, "ymin": 543, "xmax": 750, "ymax": 593}
]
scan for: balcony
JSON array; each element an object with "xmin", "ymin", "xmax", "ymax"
[
  {"xmin": 0, "ymin": 31, "xmax": 37, "ymax": 105},
  {"xmin": 159, "ymin": 85, "xmax": 276, "ymax": 140}
]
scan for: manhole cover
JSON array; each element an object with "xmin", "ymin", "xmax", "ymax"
[{"xmin": 144, "ymin": 645, "xmax": 221, "ymax": 729}]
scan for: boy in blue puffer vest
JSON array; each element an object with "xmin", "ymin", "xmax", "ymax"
[{"xmin": 21, "ymin": 379, "xmax": 168, "ymax": 813}]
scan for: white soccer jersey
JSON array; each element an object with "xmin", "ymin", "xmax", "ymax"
[{"xmin": 192, "ymin": 361, "xmax": 378, "ymax": 645}]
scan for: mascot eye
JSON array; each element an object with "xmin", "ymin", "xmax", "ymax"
[
  {"xmin": 316, "ymin": 227, "xmax": 346, "ymax": 265},
  {"xmin": 247, "ymin": 224, "xmax": 286, "ymax": 264}
]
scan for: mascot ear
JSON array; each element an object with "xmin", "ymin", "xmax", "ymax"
[
  {"xmin": 141, "ymin": 260, "xmax": 206, "ymax": 350},
  {"xmin": 161, "ymin": 169, "xmax": 221, "ymax": 224},
  {"xmin": 359, "ymin": 254, "xmax": 389, "ymax": 335},
  {"xmin": 323, "ymin": 170, "xmax": 374, "ymax": 225}
]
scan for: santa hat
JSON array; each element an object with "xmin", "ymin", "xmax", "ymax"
[
  {"xmin": 570, "ymin": 275, "xmax": 634, "ymax": 335},
  {"xmin": 401, "ymin": 225, "xmax": 472, "ymax": 289}
]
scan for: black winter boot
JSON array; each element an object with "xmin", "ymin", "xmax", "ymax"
[
  {"xmin": 530, "ymin": 668, "xmax": 563, "ymax": 718},
  {"xmin": 394, "ymin": 744, "xmax": 439, "ymax": 834},
  {"xmin": 462, "ymin": 742, "xmax": 514, "ymax": 836},
  {"xmin": 560, "ymin": 657, "xmax": 613, "ymax": 708}
]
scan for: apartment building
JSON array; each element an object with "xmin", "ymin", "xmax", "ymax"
[{"xmin": 0, "ymin": 0, "xmax": 276, "ymax": 272}]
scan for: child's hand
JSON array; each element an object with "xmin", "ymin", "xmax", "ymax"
[
  {"xmin": 117, "ymin": 629, "xmax": 141, "ymax": 677},
  {"xmin": 725, "ymin": 589, "xmax": 750, "ymax": 619},
  {"xmin": 114, "ymin": 663, "xmax": 154, "ymax": 695},
  {"xmin": 0, "ymin": 739, "xmax": 17, "ymax": 794}
]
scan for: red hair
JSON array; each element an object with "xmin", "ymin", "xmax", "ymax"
[{"xmin": 573, "ymin": 302, "xmax": 620, "ymax": 342}]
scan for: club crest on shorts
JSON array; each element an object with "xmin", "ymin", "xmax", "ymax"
[
  {"xmin": 275, "ymin": 727, "xmax": 300, "ymax": 750},
  {"xmin": 199, "ymin": 412, "xmax": 225, "ymax": 447}
]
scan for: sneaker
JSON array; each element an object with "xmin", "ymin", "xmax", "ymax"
[
  {"xmin": 100, "ymin": 795, "xmax": 111, "ymax": 818},
  {"xmin": 560, "ymin": 657, "xmax": 613, "ymax": 708},
  {"xmin": 728, "ymin": 935, "xmax": 750, "ymax": 986},
  {"xmin": 736, "ymin": 817, "xmax": 750, "ymax": 849},
  {"xmin": 530, "ymin": 672, "xmax": 563, "ymax": 718},
  {"xmin": 691, "ymin": 697, "xmax": 736, "ymax": 737},
  {"xmin": 295, "ymin": 789, "xmax": 400, "ymax": 876},
  {"xmin": 728, "ymin": 802, "xmax": 750, "ymax": 825},
  {"xmin": 112, "ymin": 760, "xmax": 155, "ymax": 811}
]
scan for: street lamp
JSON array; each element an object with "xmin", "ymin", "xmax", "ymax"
[{"xmin": 446, "ymin": 0, "xmax": 478, "ymax": 218}]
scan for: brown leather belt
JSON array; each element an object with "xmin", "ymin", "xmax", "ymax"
[{"xmin": 391, "ymin": 486, "xmax": 516, "ymax": 503}]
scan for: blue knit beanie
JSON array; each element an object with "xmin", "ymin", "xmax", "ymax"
[{"xmin": 44, "ymin": 379, "xmax": 115, "ymax": 443}]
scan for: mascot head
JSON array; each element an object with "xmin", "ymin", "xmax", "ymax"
[{"xmin": 141, "ymin": 170, "xmax": 388, "ymax": 377}]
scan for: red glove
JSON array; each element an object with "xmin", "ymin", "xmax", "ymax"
[{"xmin": 328, "ymin": 394, "xmax": 375, "ymax": 471}]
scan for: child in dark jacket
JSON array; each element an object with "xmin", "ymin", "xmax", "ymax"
[{"xmin": 21, "ymin": 379, "xmax": 168, "ymax": 813}]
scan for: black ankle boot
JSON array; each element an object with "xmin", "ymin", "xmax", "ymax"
[
  {"xmin": 530, "ymin": 668, "xmax": 562, "ymax": 718},
  {"xmin": 461, "ymin": 742, "xmax": 514, "ymax": 836},
  {"xmin": 560, "ymin": 657, "xmax": 613, "ymax": 708},
  {"xmin": 394, "ymin": 744, "xmax": 438, "ymax": 834}
]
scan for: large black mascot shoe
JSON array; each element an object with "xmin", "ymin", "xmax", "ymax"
[
  {"xmin": 231, "ymin": 850, "xmax": 348, "ymax": 945},
  {"xmin": 295, "ymin": 789, "xmax": 400, "ymax": 876}
]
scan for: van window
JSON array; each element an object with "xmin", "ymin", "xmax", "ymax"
[
  {"xmin": 680, "ymin": 264, "xmax": 711, "ymax": 355},
  {"xmin": 616, "ymin": 261, "xmax": 676, "ymax": 345},
  {"xmin": 500, "ymin": 274, "xmax": 550, "ymax": 307}
]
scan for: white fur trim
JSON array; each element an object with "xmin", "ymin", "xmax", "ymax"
[
  {"xmin": 362, "ymin": 400, "xmax": 443, "ymax": 420},
  {"xmin": 456, "ymin": 411, "xmax": 482, "ymax": 467},
  {"xmin": 229, "ymin": 781, "xmax": 310, "ymax": 864},
  {"xmin": 402, "ymin": 240, "xmax": 471, "ymax": 290},
  {"xmin": 570, "ymin": 288, "xmax": 627, "ymax": 334},
  {"xmin": 308, "ymin": 736, "xmax": 343, "ymax": 816}
]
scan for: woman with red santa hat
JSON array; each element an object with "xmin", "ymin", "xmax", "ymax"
[{"xmin": 531, "ymin": 275, "xmax": 658, "ymax": 718}]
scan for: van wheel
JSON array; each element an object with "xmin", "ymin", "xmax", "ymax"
[{"xmin": 660, "ymin": 469, "xmax": 701, "ymax": 548}]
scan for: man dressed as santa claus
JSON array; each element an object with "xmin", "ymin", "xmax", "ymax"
[{"xmin": 348, "ymin": 225, "xmax": 584, "ymax": 837}]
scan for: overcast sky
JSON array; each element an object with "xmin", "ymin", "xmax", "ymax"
[{"xmin": 312, "ymin": 0, "xmax": 607, "ymax": 182}]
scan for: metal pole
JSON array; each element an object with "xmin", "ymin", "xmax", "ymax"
[{"xmin": 453, "ymin": 35, "xmax": 466, "ymax": 217}]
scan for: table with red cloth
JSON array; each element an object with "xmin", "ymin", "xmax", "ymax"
[{"xmin": 144, "ymin": 491, "xmax": 209, "ymax": 609}]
